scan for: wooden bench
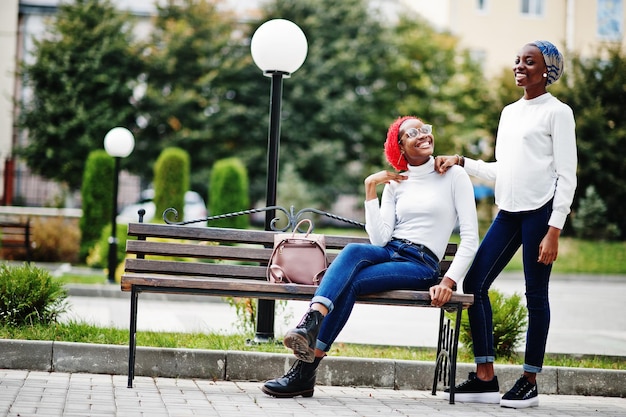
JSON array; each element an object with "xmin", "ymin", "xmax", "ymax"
[
  {"xmin": 121, "ymin": 207, "xmax": 473, "ymax": 403},
  {"xmin": 0, "ymin": 219, "xmax": 32, "ymax": 263}
]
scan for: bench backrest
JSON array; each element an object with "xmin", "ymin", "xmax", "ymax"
[
  {"xmin": 0, "ymin": 220, "xmax": 32, "ymax": 262},
  {"xmin": 122, "ymin": 222, "xmax": 457, "ymax": 291}
]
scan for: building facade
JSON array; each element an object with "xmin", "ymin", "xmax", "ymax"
[{"xmin": 418, "ymin": 0, "xmax": 626, "ymax": 78}]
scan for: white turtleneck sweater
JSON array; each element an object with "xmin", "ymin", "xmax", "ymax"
[
  {"xmin": 464, "ymin": 93, "xmax": 577, "ymax": 229},
  {"xmin": 364, "ymin": 157, "xmax": 478, "ymax": 287}
]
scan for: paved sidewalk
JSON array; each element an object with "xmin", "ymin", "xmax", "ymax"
[{"xmin": 1, "ymin": 369, "xmax": 625, "ymax": 417}]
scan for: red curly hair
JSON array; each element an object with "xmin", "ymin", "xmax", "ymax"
[{"xmin": 384, "ymin": 115, "xmax": 419, "ymax": 171}]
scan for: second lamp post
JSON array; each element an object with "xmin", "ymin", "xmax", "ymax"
[{"xmin": 104, "ymin": 127, "xmax": 135, "ymax": 284}]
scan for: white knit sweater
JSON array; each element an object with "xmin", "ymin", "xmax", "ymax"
[{"xmin": 365, "ymin": 157, "xmax": 478, "ymax": 286}]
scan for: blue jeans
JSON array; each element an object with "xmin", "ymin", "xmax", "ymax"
[
  {"xmin": 310, "ymin": 240, "xmax": 440, "ymax": 352},
  {"xmin": 463, "ymin": 201, "xmax": 553, "ymax": 373}
]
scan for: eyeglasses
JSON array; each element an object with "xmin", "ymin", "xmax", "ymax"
[{"xmin": 398, "ymin": 124, "xmax": 432, "ymax": 143}]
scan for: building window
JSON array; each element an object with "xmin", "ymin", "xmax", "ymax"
[
  {"xmin": 476, "ymin": 0, "xmax": 488, "ymax": 13},
  {"xmin": 598, "ymin": 0, "xmax": 623, "ymax": 40},
  {"xmin": 521, "ymin": 0, "xmax": 545, "ymax": 17}
]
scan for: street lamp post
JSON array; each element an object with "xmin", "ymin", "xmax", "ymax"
[
  {"xmin": 251, "ymin": 19, "xmax": 308, "ymax": 342},
  {"xmin": 104, "ymin": 127, "xmax": 135, "ymax": 284}
]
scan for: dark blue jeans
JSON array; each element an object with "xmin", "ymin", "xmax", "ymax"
[
  {"xmin": 463, "ymin": 201, "xmax": 553, "ymax": 373},
  {"xmin": 311, "ymin": 240, "xmax": 440, "ymax": 352}
]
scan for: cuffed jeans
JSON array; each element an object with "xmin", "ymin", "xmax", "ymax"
[
  {"xmin": 310, "ymin": 240, "xmax": 440, "ymax": 352},
  {"xmin": 463, "ymin": 201, "xmax": 553, "ymax": 373}
]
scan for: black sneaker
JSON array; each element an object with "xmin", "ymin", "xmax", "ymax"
[
  {"xmin": 441, "ymin": 372, "xmax": 500, "ymax": 403},
  {"xmin": 500, "ymin": 375, "xmax": 539, "ymax": 408}
]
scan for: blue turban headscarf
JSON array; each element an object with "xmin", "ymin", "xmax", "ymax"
[{"xmin": 531, "ymin": 40, "xmax": 563, "ymax": 86}]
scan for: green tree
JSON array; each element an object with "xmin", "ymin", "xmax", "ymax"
[
  {"xmin": 252, "ymin": 0, "xmax": 392, "ymax": 205},
  {"xmin": 248, "ymin": 1, "xmax": 492, "ymax": 205},
  {"xmin": 153, "ymin": 147, "xmax": 190, "ymax": 223},
  {"xmin": 79, "ymin": 150, "xmax": 114, "ymax": 261},
  {"xmin": 552, "ymin": 47, "xmax": 626, "ymax": 238},
  {"xmin": 381, "ymin": 16, "xmax": 493, "ymax": 160},
  {"xmin": 17, "ymin": 0, "xmax": 142, "ymax": 190},
  {"xmin": 209, "ymin": 158, "xmax": 250, "ymax": 229},
  {"xmin": 135, "ymin": 0, "xmax": 258, "ymax": 197}
]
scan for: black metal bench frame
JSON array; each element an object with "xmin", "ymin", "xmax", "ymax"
[{"xmin": 121, "ymin": 206, "xmax": 473, "ymax": 403}]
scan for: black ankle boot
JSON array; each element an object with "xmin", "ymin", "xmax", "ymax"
[
  {"xmin": 261, "ymin": 356, "xmax": 323, "ymax": 398},
  {"xmin": 283, "ymin": 309, "xmax": 324, "ymax": 363}
]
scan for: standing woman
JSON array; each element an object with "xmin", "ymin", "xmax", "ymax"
[
  {"xmin": 262, "ymin": 116, "xmax": 479, "ymax": 398},
  {"xmin": 436, "ymin": 40, "xmax": 577, "ymax": 408}
]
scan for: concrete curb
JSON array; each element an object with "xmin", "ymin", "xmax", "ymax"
[{"xmin": 1, "ymin": 339, "xmax": 624, "ymax": 397}]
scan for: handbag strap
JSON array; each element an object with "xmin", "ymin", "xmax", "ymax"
[{"xmin": 292, "ymin": 218, "xmax": 313, "ymax": 237}]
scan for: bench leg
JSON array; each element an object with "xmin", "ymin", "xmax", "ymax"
[
  {"xmin": 127, "ymin": 287, "xmax": 139, "ymax": 388},
  {"xmin": 432, "ymin": 309, "xmax": 445, "ymax": 397},
  {"xmin": 432, "ymin": 304, "xmax": 462, "ymax": 404},
  {"xmin": 448, "ymin": 305, "xmax": 462, "ymax": 404}
]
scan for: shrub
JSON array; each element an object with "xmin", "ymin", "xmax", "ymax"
[
  {"xmin": 86, "ymin": 223, "xmax": 129, "ymax": 275},
  {"xmin": 209, "ymin": 158, "xmax": 249, "ymax": 229},
  {"xmin": 31, "ymin": 216, "xmax": 80, "ymax": 263},
  {"xmin": 153, "ymin": 148, "xmax": 189, "ymax": 223},
  {"xmin": 0, "ymin": 263, "xmax": 68, "ymax": 326},
  {"xmin": 80, "ymin": 150, "xmax": 114, "ymax": 261},
  {"xmin": 454, "ymin": 289, "xmax": 527, "ymax": 360},
  {"xmin": 227, "ymin": 297, "xmax": 257, "ymax": 336},
  {"xmin": 276, "ymin": 163, "xmax": 317, "ymax": 211},
  {"xmin": 572, "ymin": 185, "xmax": 620, "ymax": 240},
  {"xmin": 226, "ymin": 297, "xmax": 292, "ymax": 338}
]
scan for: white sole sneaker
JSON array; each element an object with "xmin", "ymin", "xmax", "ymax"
[
  {"xmin": 440, "ymin": 391, "xmax": 501, "ymax": 404},
  {"xmin": 501, "ymin": 396, "xmax": 539, "ymax": 408}
]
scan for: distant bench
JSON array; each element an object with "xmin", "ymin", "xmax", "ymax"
[
  {"xmin": 120, "ymin": 206, "xmax": 473, "ymax": 403},
  {"xmin": 0, "ymin": 219, "xmax": 32, "ymax": 263}
]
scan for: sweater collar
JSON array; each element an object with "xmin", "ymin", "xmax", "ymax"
[
  {"xmin": 522, "ymin": 92, "xmax": 553, "ymax": 105},
  {"xmin": 406, "ymin": 157, "xmax": 435, "ymax": 177}
]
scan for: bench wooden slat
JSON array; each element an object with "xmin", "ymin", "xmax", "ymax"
[
  {"xmin": 126, "ymin": 222, "xmax": 461, "ymax": 253},
  {"xmin": 125, "ymin": 240, "xmax": 349, "ymax": 265},
  {"xmin": 121, "ymin": 274, "xmax": 473, "ymax": 308},
  {"xmin": 126, "ymin": 223, "xmax": 457, "ymax": 258},
  {"xmin": 126, "ymin": 239, "xmax": 272, "ymax": 262},
  {"xmin": 125, "ymin": 241, "xmax": 455, "ymax": 280},
  {"xmin": 124, "ymin": 258, "xmax": 268, "ymax": 280}
]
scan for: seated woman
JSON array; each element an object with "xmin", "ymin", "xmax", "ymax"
[{"xmin": 262, "ymin": 116, "xmax": 479, "ymax": 398}]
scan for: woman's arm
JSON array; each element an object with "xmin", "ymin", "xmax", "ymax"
[
  {"xmin": 364, "ymin": 171, "xmax": 407, "ymax": 246},
  {"xmin": 549, "ymin": 105, "xmax": 577, "ymax": 229},
  {"xmin": 435, "ymin": 155, "xmax": 498, "ymax": 181},
  {"xmin": 430, "ymin": 168, "xmax": 479, "ymax": 306}
]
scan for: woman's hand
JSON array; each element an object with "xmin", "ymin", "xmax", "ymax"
[
  {"xmin": 538, "ymin": 226, "xmax": 561, "ymax": 265},
  {"xmin": 364, "ymin": 171, "xmax": 407, "ymax": 200},
  {"xmin": 365, "ymin": 170, "xmax": 407, "ymax": 186},
  {"xmin": 429, "ymin": 276, "xmax": 456, "ymax": 307},
  {"xmin": 434, "ymin": 155, "xmax": 461, "ymax": 174}
]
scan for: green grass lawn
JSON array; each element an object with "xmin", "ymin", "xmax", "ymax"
[
  {"xmin": 502, "ymin": 237, "xmax": 626, "ymax": 274},
  {"xmin": 1, "ymin": 321, "xmax": 624, "ymax": 371}
]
